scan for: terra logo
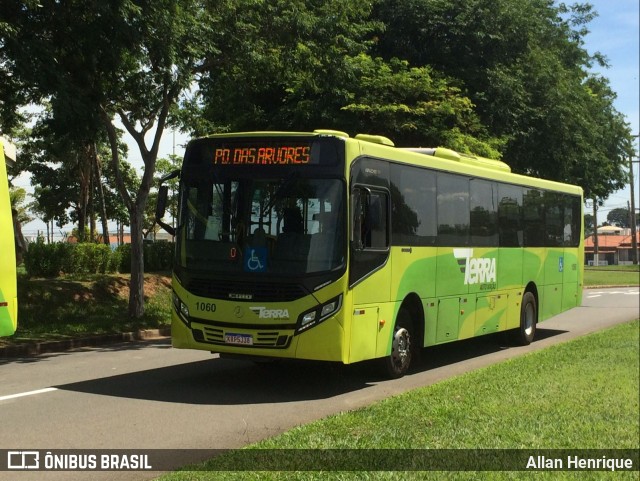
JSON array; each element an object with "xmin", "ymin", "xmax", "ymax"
[
  {"xmin": 453, "ymin": 249, "xmax": 497, "ymax": 286},
  {"xmin": 250, "ymin": 307, "xmax": 290, "ymax": 319}
]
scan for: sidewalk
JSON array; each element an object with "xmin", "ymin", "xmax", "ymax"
[{"xmin": 0, "ymin": 326, "xmax": 171, "ymax": 358}]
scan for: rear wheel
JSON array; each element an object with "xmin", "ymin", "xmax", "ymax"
[
  {"xmin": 381, "ymin": 307, "xmax": 413, "ymax": 379},
  {"xmin": 510, "ymin": 291, "xmax": 537, "ymax": 345}
]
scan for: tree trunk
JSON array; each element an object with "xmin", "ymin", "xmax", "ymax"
[
  {"xmin": 128, "ymin": 206, "xmax": 145, "ymax": 318},
  {"xmin": 78, "ymin": 145, "xmax": 92, "ymax": 242},
  {"xmin": 92, "ymin": 143, "xmax": 110, "ymax": 246}
]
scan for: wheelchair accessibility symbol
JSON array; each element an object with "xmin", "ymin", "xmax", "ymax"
[{"xmin": 244, "ymin": 247, "xmax": 267, "ymax": 272}]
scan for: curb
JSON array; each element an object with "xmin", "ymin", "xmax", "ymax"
[{"xmin": 0, "ymin": 326, "xmax": 171, "ymax": 359}]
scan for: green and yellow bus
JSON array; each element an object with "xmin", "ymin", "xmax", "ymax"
[
  {"xmin": 0, "ymin": 137, "xmax": 18, "ymax": 337},
  {"xmin": 156, "ymin": 130, "xmax": 583, "ymax": 377}
]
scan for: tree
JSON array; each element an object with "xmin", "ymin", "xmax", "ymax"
[
  {"xmin": 371, "ymin": 0, "xmax": 633, "ymax": 196},
  {"xmin": 149, "ymin": 154, "xmax": 181, "ymax": 237},
  {"xmin": 607, "ymin": 207, "xmax": 639, "ymax": 229},
  {"xmin": 98, "ymin": 1, "xmax": 216, "ymax": 317},
  {"xmin": 338, "ymin": 54, "xmax": 503, "ymax": 155},
  {"xmin": 584, "ymin": 213, "xmax": 595, "ymax": 238},
  {"xmin": 2, "ymin": 0, "xmax": 216, "ymax": 317},
  {"xmin": 193, "ymin": 1, "xmax": 501, "ymax": 154},
  {"xmin": 194, "ymin": 0, "xmax": 379, "ymax": 134},
  {"xmin": 9, "ymin": 186, "xmax": 32, "ymax": 225}
]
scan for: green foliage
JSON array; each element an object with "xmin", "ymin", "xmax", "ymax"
[
  {"xmin": 195, "ymin": 0, "xmax": 379, "ymax": 134},
  {"xmin": 2, "ymin": 0, "xmax": 637, "ymax": 306},
  {"xmin": 584, "ymin": 266, "xmax": 640, "ymax": 287},
  {"xmin": 339, "ymin": 54, "xmax": 504, "ymax": 156},
  {"xmin": 9, "ymin": 274, "xmax": 171, "ymax": 342},
  {"xmin": 371, "ymin": 0, "xmax": 633, "ymax": 194},
  {"xmin": 23, "ymin": 239, "xmax": 72, "ymax": 278},
  {"xmin": 606, "ymin": 207, "xmax": 637, "ymax": 228},
  {"xmin": 24, "ymin": 240, "xmax": 173, "ymax": 277},
  {"xmin": 9, "ymin": 186, "xmax": 33, "ymax": 224},
  {"xmin": 144, "ymin": 241, "xmax": 175, "ymax": 272}
]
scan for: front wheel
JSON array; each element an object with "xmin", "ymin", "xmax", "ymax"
[
  {"xmin": 510, "ymin": 291, "xmax": 537, "ymax": 345},
  {"xmin": 381, "ymin": 307, "xmax": 413, "ymax": 379}
]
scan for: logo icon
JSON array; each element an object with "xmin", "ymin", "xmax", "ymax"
[
  {"xmin": 7, "ymin": 451, "xmax": 40, "ymax": 470},
  {"xmin": 244, "ymin": 247, "xmax": 267, "ymax": 272},
  {"xmin": 250, "ymin": 307, "xmax": 290, "ymax": 319},
  {"xmin": 453, "ymin": 249, "xmax": 497, "ymax": 286}
]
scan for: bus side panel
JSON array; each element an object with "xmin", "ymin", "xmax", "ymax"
[
  {"xmin": 542, "ymin": 248, "xmax": 564, "ymax": 320},
  {"xmin": 498, "ymin": 248, "xmax": 524, "ymax": 331},
  {"xmin": 350, "ymin": 263, "xmax": 392, "ymax": 362},
  {"xmin": 475, "ymin": 293, "xmax": 507, "ymax": 335},
  {"xmin": 436, "ymin": 297, "xmax": 460, "ymax": 343},
  {"xmin": 505, "ymin": 288, "xmax": 524, "ymax": 331},
  {"xmin": 391, "ymin": 247, "xmax": 437, "ymax": 300},
  {"xmin": 499, "ymin": 248, "xmax": 523, "ymax": 292},
  {"xmin": 435, "ymin": 248, "xmax": 469, "ymax": 298},
  {"xmin": 523, "ymin": 247, "xmax": 544, "ymax": 295},
  {"xmin": 0, "ymin": 150, "xmax": 17, "ymax": 337},
  {"xmin": 391, "ymin": 246, "xmax": 438, "ymax": 348},
  {"xmin": 562, "ymin": 247, "xmax": 581, "ymax": 311},
  {"xmin": 348, "ymin": 303, "xmax": 379, "ymax": 363}
]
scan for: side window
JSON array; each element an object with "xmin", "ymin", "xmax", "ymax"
[
  {"xmin": 437, "ymin": 173, "xmax": 470, "ymax": 246},
  {"xmin": 544, "ymin": 192, "xmax": 564, "ymax": 247},
  {"xmin": 390, "ymin": 164, "xmax": 437, "ymax": 246},
  {"xmin": 498, "ymin": 184, "xmax": 523, "ymax": 247},
  {"xmin": 523, "ymin": 188, "xmax": 544, "ymax": 247},
  {"xmin": 470, "ymin": 179, "xmax": 498, "ymax": 247},
  {"xmin": 352, "ymin": 186, "xmax": 389, "ymax": 250},
  {"xmin": 566, "ymin": 195, "xmax": 582, "ymax": 248},
  {"xmin": 350, "ymin": 185, "xmax": 390, "ymax": 286}
]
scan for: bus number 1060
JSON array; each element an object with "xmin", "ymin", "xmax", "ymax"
[{"xmin": 196, "ymin": 302, "xmax": 216, "ymax": 312}]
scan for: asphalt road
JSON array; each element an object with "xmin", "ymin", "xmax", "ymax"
[{"xmin": 0, "ymin": 287, "xmax": 638, "ymax": 481}]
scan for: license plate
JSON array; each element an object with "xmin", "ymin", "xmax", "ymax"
[{"xmin": 224, "ymin": 333, "xmax": 253, "ymax": 346}]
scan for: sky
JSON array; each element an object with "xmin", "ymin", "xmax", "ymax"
[
  {"xmin": 580, "ymin": 0, "xmax": 639, "ymax": 219},
  {"xmin": 15, "ymin": 0, "xmax": 640, "ymax": 237}
]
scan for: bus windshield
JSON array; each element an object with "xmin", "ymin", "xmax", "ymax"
[{"xmin": 177, "ymin": 175, "xmax": 345, "ymax": 276}]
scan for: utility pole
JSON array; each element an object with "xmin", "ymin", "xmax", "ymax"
[
  {"xmin": 592, "ymin": 199, "xmax": 599, "ymax": 266},
  {"xmin": 630, "ymin": 135, "xmax": 638, "ymax": 265}
]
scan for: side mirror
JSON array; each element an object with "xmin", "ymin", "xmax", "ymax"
[{"xmin": 155, "ymin": 170, "xmax": 180, "ymax": 236}]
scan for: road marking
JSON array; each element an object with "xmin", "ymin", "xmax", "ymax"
[
  {"xmin": 587, "ymin": 289, "xmax": 639, "ymax": 297},
  {"xmin": 0, "ymin": 387, "xmax": 58, "ymax": 402}
]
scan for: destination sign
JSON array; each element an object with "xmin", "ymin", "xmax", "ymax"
[{"xmin": 213, "ymin": 144, "xmax": 312, "ymax": 166}]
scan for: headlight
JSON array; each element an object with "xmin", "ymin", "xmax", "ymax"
[
  {"xmin": 173, "ymin": 291, "xmax": 190, "ymax": 326},
  {"xmin": 296, "ymin": 295, "xmax": 342, "ymax": 334},
  {"xmin": 301, "ymin": 311, "xmax": 317, "ymax": 327},
  {"xmin": 321, "ymin": 299, "xmax": 340, "ymax": 318}
]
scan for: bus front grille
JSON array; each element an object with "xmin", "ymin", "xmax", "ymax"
[
  {"xmin": 195, "ymin": 325, "xmax": 292, "ymax": 349},
  {"xmin": 186, "ymin": 278, "xmax": 308, "ymax": 302}
]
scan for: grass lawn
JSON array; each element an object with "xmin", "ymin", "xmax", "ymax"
[
  {"xmin": 584, "ymin": 265, "xmax": 639, "ymax": 287},
  {"xmin": 160, "ymin": 320, "xmax": 640, "ymax": 480},
  {"xmin": 0, "ymin": 273, "xmax": 171, "ymax": 346}
]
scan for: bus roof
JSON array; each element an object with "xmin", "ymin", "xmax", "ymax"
[{"xmin": 197, "ymin": 130, "xmax": 583, "ymax": 197}]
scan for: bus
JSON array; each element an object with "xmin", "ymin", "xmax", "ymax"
[
  {"xmin": 0, "ymin": 137, "xmax": 18, "ymax": 336},
  {"xmin": 156, "ymin": 130, "xmax": 583, "ymax": 378}
]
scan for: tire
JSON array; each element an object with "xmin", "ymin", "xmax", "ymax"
[
  {"xmin": 510, "ymin": 291, "xmax": 537, "ymax": 345},
  {"xmin": 381, "ymin": 307, "xmax": 413, "ymax": 379}
]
